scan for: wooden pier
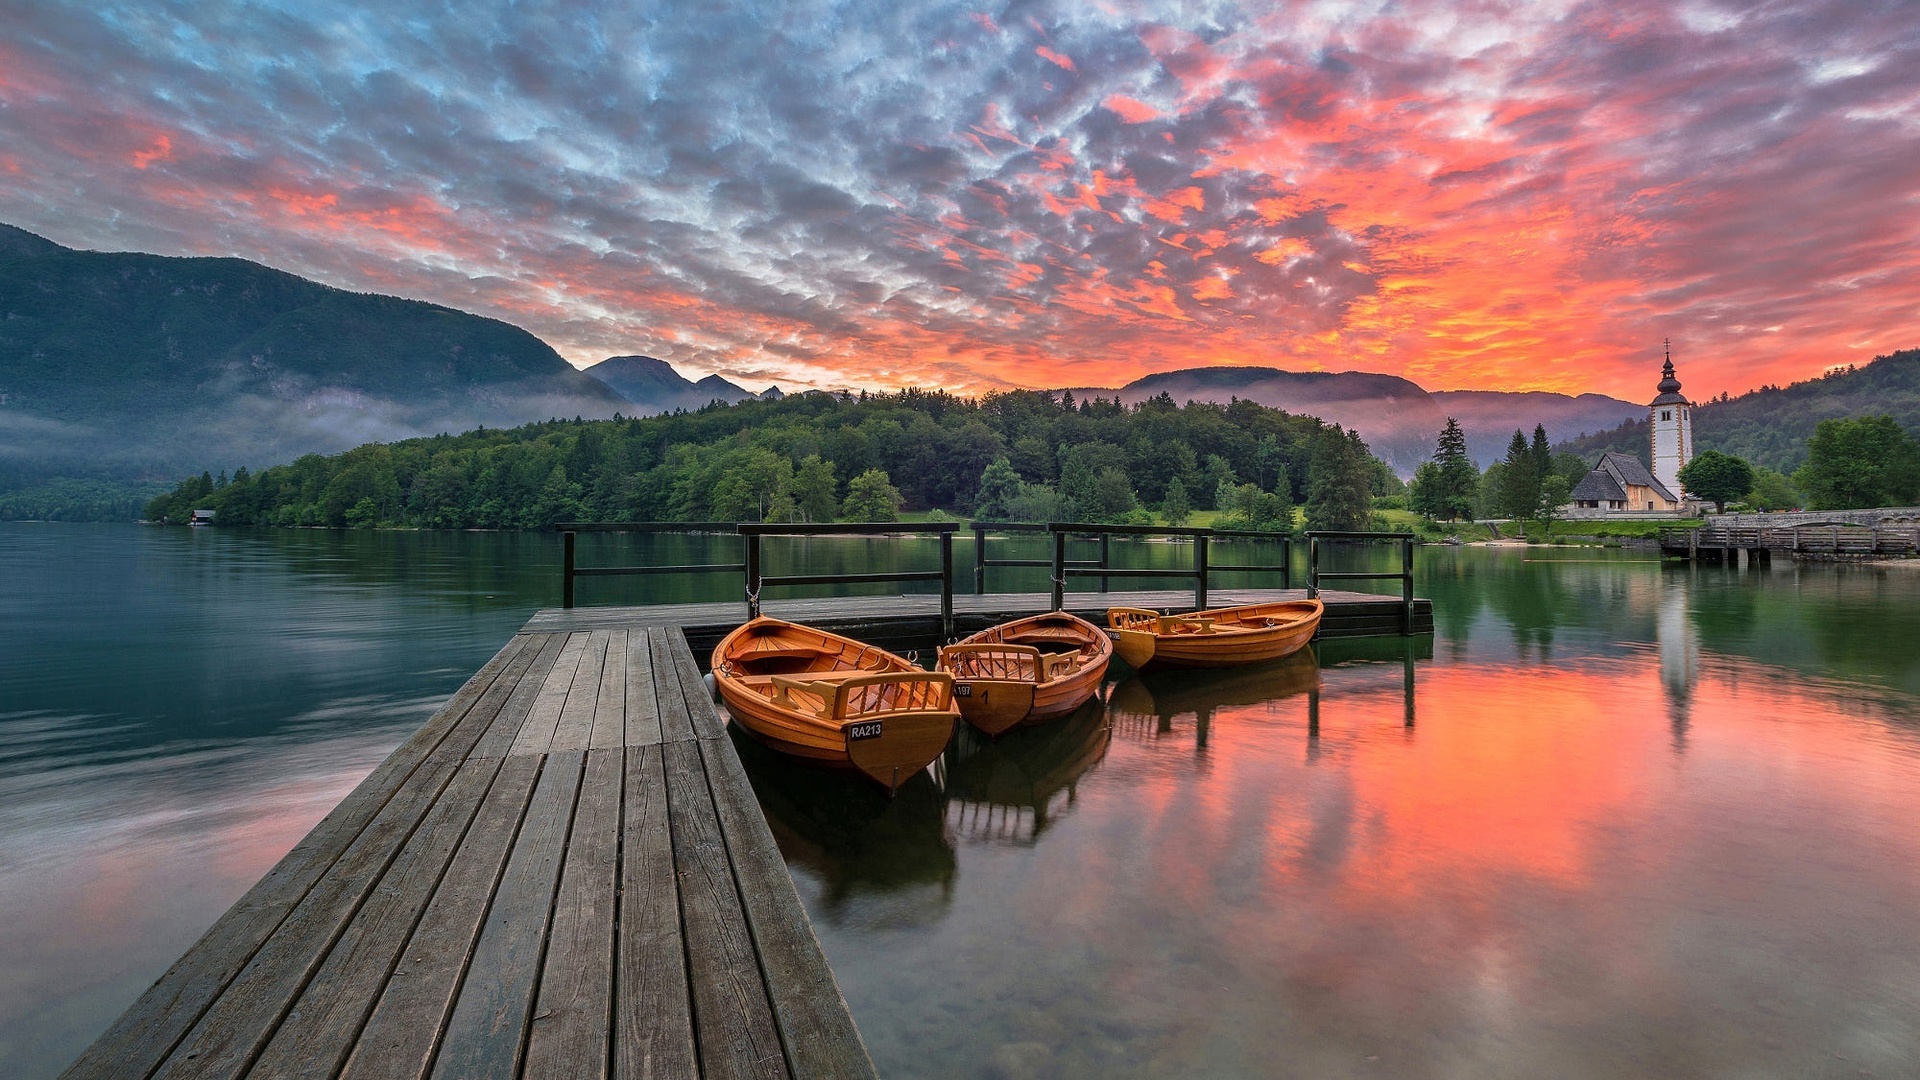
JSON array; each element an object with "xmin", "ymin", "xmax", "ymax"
[
  {"xmin": 63, "ymin": 624, "xmax": 876, "ymax": 1080},
  {"xmin": 64, "ymin": 574, "xmax": 1431, "ymax": 1080}
]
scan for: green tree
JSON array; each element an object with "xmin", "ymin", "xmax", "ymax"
[
  {"xmin": 1083, "ymin": 466, "xmax": 1139, "ymax": 523},
  {"xmin": 1677, "ymin": 450, "xmax": 1755, "ymax": 513},
  {"xmin": 974, "ymin": 458, "xmax": 1024, "ymax": 520},
  {"xmin": 1220, "ymin": 482, "xmax": 1292, "ymax": 532},
  {"xmin": 1793, "ymin": 416, "xmax": 1920, "ymax": 509},
  {"xmin": 1413, "ymin": 417, "xmax": 1479, "ymax": 520},
  {"xmin": 1746, "ymin": 466, "xmax": 1801, "ymax": 511},
  {"xmin": 842, "ymin": 468, "xmax": 903, "ymax": 521},
  {"xmin": 792, "ymin": 455, "xmax": 838, "ymax": 522},
  {"xmin": 1161, "ymin": 476, "xmax": 1193, "ymax": 526},
  {"xmin": 1198, "ymin": 454, "xmax": 1236, "ymax": 509},
  {"xmin": 1536, "ymin": 475, "xmax": 1571, "ymax": 534},
  {"xmin": 1305, "ymin": 426, "xmax": 1375, "ymax": 531},
  {"xmin": 1497, "ymin": 429, "xmax": 1540, "ymax": 520}
]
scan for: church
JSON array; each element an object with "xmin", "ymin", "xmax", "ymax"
[{"xmin": 1567, "ymin": 351, "xmax": 1693, "ymax": 516}]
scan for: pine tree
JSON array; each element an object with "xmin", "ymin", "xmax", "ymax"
[
  {"xmin": 1420, "ymin": 417, "xmax": 1479, "ymax": 520},
  {"xmin": 1305, "ymin": 425, "xmax": 1374, "ymax": 531},
  {"xmin": 1161, "ymin": 476, "xmax": 1193, "ymax": 526},
  {"xmin": 1499, "ymin": 429, "xmax": 1540, "ymax": 519}
]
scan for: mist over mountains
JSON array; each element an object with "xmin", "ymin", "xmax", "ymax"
[
  {"xmin": 1083, "ymin": 368, "xmax": 1645, "ymax": 474},
  {"xmin": 1, "ymin": 219, "xmax": 1770, "ymax": 516},
  {"xmin": 0, "ymin": 224, "xmax": 623, "ymax": 493}
]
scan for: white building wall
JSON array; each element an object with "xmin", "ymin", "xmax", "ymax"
[{"xmin": 1651, "ymin": 403, "xmax": 1690, "ymax": 497}]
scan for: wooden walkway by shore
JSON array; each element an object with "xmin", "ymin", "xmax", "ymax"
[{"xmin": 63, "ymin": 625, "xmax": 875, "ymax": 1080}]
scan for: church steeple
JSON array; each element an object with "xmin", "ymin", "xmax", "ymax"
[
  {"xmin": 1649, "ymin": 339, "xmax": 1693, "ymax": 500},
  {"xmin": 1657, "ymin": 342, "xmax": 1682, "ymax": 396}
]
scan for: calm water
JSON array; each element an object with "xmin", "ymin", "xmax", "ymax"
[{"xmin": 3, "ymin": 524, "xmax": 1918, "ymax": 1078}]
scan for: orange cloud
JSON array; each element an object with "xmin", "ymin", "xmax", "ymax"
[
  {"xmin": 1104, "ymin": 94, "xmax": 1158, "ymax": 123},
  {"xmin": 1035, "ymin": 46, "xmax": 1075, "ymax": 72}
]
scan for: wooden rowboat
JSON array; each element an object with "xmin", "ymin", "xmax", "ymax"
[
  {"xmin": 1106, "ymin": 599, "xmax": 1323, "ymax": 669},
  {"xmin": 936, "ymin": 612, "xmax": 1113, "ymax": 736},
  {"xmin": 711, "ymin": 617, "xmax": 958, "ymax": 793}
]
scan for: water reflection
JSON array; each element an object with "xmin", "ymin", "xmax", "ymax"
[
  {"xmin": 942, "ymin": 703, "xmax": 1112, "ymax": 845},
  {"xmin": 732, "ymin": 726, "xmax": 956, "ymax": 925},
  {"xmin": 1108, "ymin": 650, "xmax": 1322, "ymax": 748}
]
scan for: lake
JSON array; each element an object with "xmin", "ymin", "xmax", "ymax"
[{"xmin": 3, "ymin": 522, "xmax": 1918, "ymax": 1078}]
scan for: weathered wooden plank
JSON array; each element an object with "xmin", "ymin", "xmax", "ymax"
[
  {"xmin": 550, "ymin": 630, "xmax": 610, "ymax": 751},
  {"xmin": 615, "ymin": 744, "xmax": 696, "ymax": 1080},
  {"xmin": 246, "ymin": 754, "xmax": 506, "ymax": 1080},
  {"xmin": 623, "ymin": 630, "xmax": 663, "ymax": 748},
  {"xmin": 339, "ymin": 755, "xmax": 542, "ymax": 1080},
  {"xmin": 59, "ymin": 634, "xmax": 530, "ymax": 1080},
  {"xmin": 470, "ymin": 633, "xmax": 571, "ymax": 760},
  {"xmin": 662, "ymin": 739, "xmax": 788, "ymax": 1080},
  {"xmin": 665, "ymin": 627, "xmax": 727, "ymax": 740},
  {"xmin": 430, "ymin": 751, "xmax": 585, "ymax": 1080},
  {"xmin": 149, "ymin": 671, "xmax": 525, "ymax": 1080},
  {"xmin": 588, "ymin": 628, "xmax": 628, "ymax": 751},
  {"xmin": 521, "ymin": 750, "xmax": 622, "ymax": 1080},
  {"xmin": 648, "ymin": 629, "xmax": 698, "ymax": 744},
  {"xmin": 697, "ymin": 734, "xmax": 880, "ymax": 1080},
  {"xmin": 510, "ymin": 633, "xmax": 591, "ymax": 756}
]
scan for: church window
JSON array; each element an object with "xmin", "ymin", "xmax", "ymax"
[{"xmin": 1660, "ymin": 410, "xmax": 1671, "ymax": 420}]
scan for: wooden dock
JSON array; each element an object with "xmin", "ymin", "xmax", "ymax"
[
  {"xmin": 63, "ymin": 625, "xmax": 876, "ymax": 1080},
  {"xmin": 64, "ymin": 587, "xmax": 1428, "ymax": 1080}
]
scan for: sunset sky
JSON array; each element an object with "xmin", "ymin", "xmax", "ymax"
[{"xmin": 2, "ymin": 0, "xmax": 1916, "ymax": 398}]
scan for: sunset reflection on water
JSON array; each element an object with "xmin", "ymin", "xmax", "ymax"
[{"xmin": 787, "ymin": 571, "xmax": 1920, "ymax": 1079}]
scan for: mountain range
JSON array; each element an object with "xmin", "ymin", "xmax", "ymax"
[
  {"xmin": 0, "ymin": 223, "xmax": 623, "ymax": 494},
  {"xmin": 581, "ymin": 355, "xmax": 764, "ymax": 414},
  {"xmin": 1078, "ymin": 368, "xmax": 1646, "ymax": 474},
  {"xmin": 9, "ymin": 220, "xmax": 1907, "ymax": 515}
]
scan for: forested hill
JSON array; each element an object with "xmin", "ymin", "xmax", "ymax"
[
  {"xmin": 1556, "ymin": 349, "xmax": 1920, "ymax": 471},
  {"xmin": 145, "ymin": 387, "xmax": 1385, "ymax": 531},
  {"xmin": 0, "ymin": 224, "xmax": 623, "ymax": 514}
]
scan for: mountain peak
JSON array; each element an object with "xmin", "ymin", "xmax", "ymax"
[
  {"xmin": 583, "ymin": 356, "xmax": 754, "ymax": 413},
  {"xmin": 0, "ymin": 223, "xmax": 66, "ymax": 260}
]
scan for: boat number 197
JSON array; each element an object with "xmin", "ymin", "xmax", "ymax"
[{"xmin": 848, "ymin": 721, "xmax": 884, "ymax": 741}]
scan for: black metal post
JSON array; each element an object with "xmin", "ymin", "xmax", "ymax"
[
  {"xmin": 973, "ymin": 525, "xmax": 986, "ymax": 595},
  {"xmin": 1307, "ymin": 535, "xmax": 1320, "ymax": 598},
  {"xmin": 1282, "ymin": 537, "xmax": 1292, "ymax": 590},
  {"xmin": 562, "ymin": 530, "xmax": 576, "ymax": 609},
  {"xmin": 1402, "ymin": 536, "xmax": 1414, "ymax": 635},
  {"xmin": 1099, "ymin": 533, "xmax": 1110, "ymax": 594},
  {"xmin": 1194, "ymin": 533, "xmax": 1209, "ymax": 609},
  {"xmin": 745, "ymin": 532, "xmax": 762, "ymax": 617},
  {"xmin": 940, "ymin": 531, "xmax": 954, "ymax": 641},
  {"xmin": 1051, "ymin": 529, "xmax": 1067, "ymax": 611}
]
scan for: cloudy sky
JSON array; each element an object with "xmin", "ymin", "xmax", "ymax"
[{"xmin": 2, "ymin": 0, "xmax": 1916, "ymax": 398}]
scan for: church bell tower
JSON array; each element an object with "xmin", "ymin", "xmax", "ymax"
[{"xmin": 1649, "ymin": 341, "xmax": 1692, "ymax": 499}]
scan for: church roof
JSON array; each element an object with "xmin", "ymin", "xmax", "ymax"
[
  {"xmin": 1591, "ymin": 450, "xmax": 1679, "ymax": 503},
  {"xmin": 1571, "ymin": 469, "xmax": 1626, "ymax": 502}
]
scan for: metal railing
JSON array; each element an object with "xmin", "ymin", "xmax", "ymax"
[
  {"xmin": 1305, "ymin": 531, "xmax": 1416, "ymax": 633},
  {"xmin": 960, "ymin": 521, "xmax": 1302, "ymax": 610},
  {"xmin": 557, "ymin": 522, "xmax": 744, "ymax": 609},
  {"xmin": 736, "ymin": 522, "xmax": 960, "ymax": 638},
  {"xmin": 969, "ymin": 521, "xmax": 1104, "ymax": 593}
]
